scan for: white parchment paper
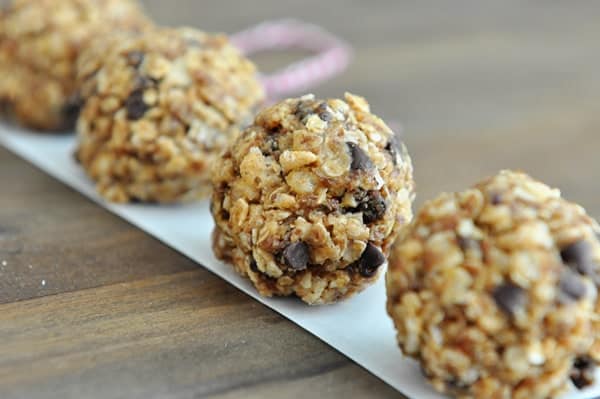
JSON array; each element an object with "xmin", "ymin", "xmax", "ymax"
[{"xmin": 1, "ymin": 124, "xmax": 598, "ymax": 399}]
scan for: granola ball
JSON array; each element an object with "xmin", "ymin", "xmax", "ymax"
[
  {"xmin": 211, "ymin": 93, "xmax": 415, "ymax": 304},
  {"xmin": 0, "ymin": 0, "xmax": 150, "ymax": 131},
  {"xmin": 75, "ymin": 27, "xmax": 265, "ymax": 203},
  {"xmin": 386, "ymin": 170, "xmax": 600, "ymax": 399}
]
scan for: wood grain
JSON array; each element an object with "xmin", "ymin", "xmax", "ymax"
[
  {"xmin": 1, "ymin": 1, "xmax": 600, "ymax": 398},
  {"xmin": 0, "ymin": 148, "xmax": 198, "ymax": 304},
  {"xmin": 0, "ymin": 271, "xmax": 395, "ymax": 399}
]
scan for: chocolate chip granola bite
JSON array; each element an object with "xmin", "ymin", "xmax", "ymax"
[
  {"xmin": 211, "ymin": 93, "xmax": 415, "ymax": 304},
  {"xmin": 0, "ymin": 0, "xmax": 150, "ymax": 131},
  {"xmin": 386, "ymin": 170, "xmax": 600, "ymax": 399},
  {"xmin": 75, "ymin": 27, "xmax": 264, "ymax": 203}
]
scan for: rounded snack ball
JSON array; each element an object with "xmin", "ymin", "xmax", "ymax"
[
  {"xmin": 75, "ymin": 27, "xmax": 265, "ymax": 203},
  {"xmin": 211, "ymin": 93, "xmax": 415, "ymax": 305},
  {"xmin": 0, "ymin": 0, "xmax": 150, "ymax": 131},
  {"xmin": 386, "ymin": 170, "xmax": 600, "ymax": 399}
]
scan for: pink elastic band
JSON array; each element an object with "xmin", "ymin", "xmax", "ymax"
[{"xmin": 231, "ymin": 19, "xmax": 352, "ymax": 101}]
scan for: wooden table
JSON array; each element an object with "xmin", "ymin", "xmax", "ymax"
[{"xmin": 2, "ymin": 1, "xmax": 600, "ymax": 398}]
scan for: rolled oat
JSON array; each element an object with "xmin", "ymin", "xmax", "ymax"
[
  {"xmin": 0, "ymin": 0, "xmax": 150, "ymax": 130},
  {"xmin": 386, "ymin": 170, "xmax": 600, "ymax": 398},
  {"xmin": 211, "ymin": 93, "xmax": 415, "ymax": 304},
  {"xmin": 75, "ymin": 27, "xmax": 264, "ymax": 203}
]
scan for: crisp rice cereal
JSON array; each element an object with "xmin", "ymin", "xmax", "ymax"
[
  {"xmin": 211, "ymin": 93, "xmax": 415, "ymax": 304},
  {"xmin": 0, "ymin": 0, "xmax": 150, "ymax": 131},
  {"xmin": 386, "ymin": 170, "xmax": 600, "ymax": 398},
  {"xmin": 75, "ymin": 27, "xmax": 265, "ymax": 203}
]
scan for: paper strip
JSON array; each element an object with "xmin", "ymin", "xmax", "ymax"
[{"xmin": 1, "ymin": 125, "xmax": 598, "ymax": 399}]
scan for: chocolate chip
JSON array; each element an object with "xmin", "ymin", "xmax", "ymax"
[
  {"xmin": 262, "ymin": 134, "xmax": 279, "ymax": 156},
  {"xmin": 561, "ymin": 240, "xmax": 591, "ymax": 263},
  {"xmin": 492, "ymin": 282, "xmax": 527, "ymax": 316},
  {"xmin": 135, "ymin": 75, "xmax": 156, "ymax": 89},
  {"xmin": 574, "ymin": 356, "xmax": 593, "ymax": 369},
  {"xmin": 490, "ymin": 192, "xmax": 503, "ymax": 205},
  {"xmin": 126, "ymin": 51, "xmax": 145, "ymax": 68},
  {"xmin": 446, "ymin": 377, "xmax": 469, "ymax": 391},
  {"xmin": 347, "ymin": 190, "xmax": 387, "ymax": 224},
  {"xmin": 61, "ymin": 93, "xmax": 82, "ymax": 128},
  {"xmin": 282, "ymin": 241, "xmax": 310, "ymax": 270},
  {"xmin": 363, "ymin": 192, "xmax": 386, "ymax": 224},
  {"xmin": 384, "ymin": 135, "xmax": 401, "ymax": 165},
  {"xmin": 295, "ymin": 100, "xmax": 314, "ymax": 121},
  {"xmin": 354, "ymin": 243, "xmax": 386, "ymax": 277},
  {"xmin": 319, "ymin": 111, "xmax": 332, "ymax": 122},
  {"xmin": 270, "ymin": 138, "xmax": 279, "ymax": 152},
  {"xmin": 559, "ymin": 269, "xmax": 587, "ymax": 302},
  {"xmin": 570, "ymin": 356, "xmax": 596, "ymax": 389},
  {"xmin": 221, "ymin": 209, "xmax": 230, "ymax": 220},
  {"xmin": 561, "ymin": 240, "xmax": 596, "ymax": 276},
  {"xmin": 317, "ymin": 102, "xmax": 332, "ymax": 122},
  {"xmin": 249, "ymin": 259, "xmax": 259, "ymax": 273},
  {"xmin": 347, "ymin": 142, "xmax": 374, "ymax": 171},
  {"xmin": 125, "ymin": 88, "xmax": 148, "ymax": 120},
  {"xmin": 458, "ymin": 236, "xmax": 479, "ymax": 252}
]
